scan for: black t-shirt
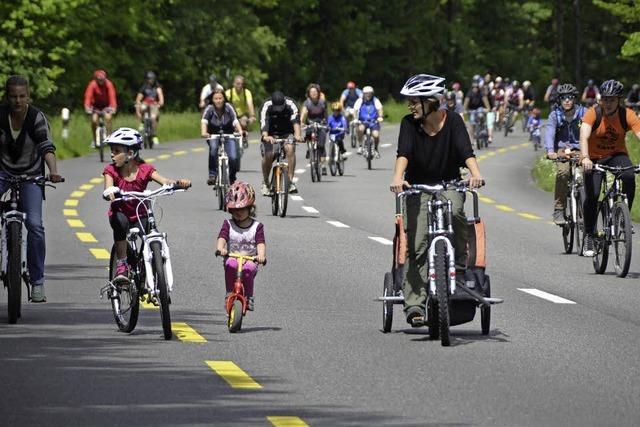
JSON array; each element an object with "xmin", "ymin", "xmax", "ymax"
[
  {"xmin": 397, "ymin": 112, "xmax": 474, "ymax": 184},
  {"xmin": 466, "ymin": 90, "xmax": 484, "ymax": 110},
  {"xmin": 523, "ymin": 87, "xmax": 535, "ymax": 101},
  {"xmin": 627, "ymin": 90, "xmax": 640, "ymax": 103}
]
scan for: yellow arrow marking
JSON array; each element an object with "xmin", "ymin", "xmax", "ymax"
[
  {"xmin": 496, "ymin": 205, "xmax": 515, "ymax": 212},
  {"xmin": 172, "ymin": 322, "xmax": 207, "ymax": 343},
  {"xmin": 205, "ymin": 361, "xmax": 263, "ymax": 389},
  {"xmin": 89, "ymin": 248, "xmax": 110, "ymax": 259},
  {"xmin": 76, "ymin": 232, "xmax": 98, "ymax": 243},
  {"xmin": 63, "ymin": 209, "xmax": 78, "ymax": 217},
  {"xmin": 64, "ymin": 199, "xmax": 79, "ymax": 207},
  {"xmin": 79, "ymin": 184, "xmax": 94, "ymax": 190},
  {"xmin": 267, "ymin": 417, "xmax": 309, "ymax": 427},
  {"xmin": 67, "ymin": 219, "xmax": 85, "ymax": 228}
]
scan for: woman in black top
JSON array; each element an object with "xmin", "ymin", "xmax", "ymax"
[{"xmin": 391, "ymin": 74, "xmax": 484, "ymax": 326}]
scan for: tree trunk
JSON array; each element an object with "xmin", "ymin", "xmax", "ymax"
[
  {"xmin": 574, "ymin": 0, "xmax": 582, "ymax": 84},
  {"xmin": 554, "ymin": 0, "xmax": 564, "ymax": 77}
]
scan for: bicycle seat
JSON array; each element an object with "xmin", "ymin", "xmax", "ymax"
[{"xmin": 129, "ymin": 227, "xmax": 140, "ymax": 235}]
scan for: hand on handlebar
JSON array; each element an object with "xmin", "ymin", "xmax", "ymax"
[
  {"xmin": 215, "ymin": 248, "xmax": 228, "ymax": 257},
  {"xmin": 390, "ymin": 177, "xmax": 410, "ymax": 194},
  {"xmin": 582, "ymin": 157, "xmax": 593, "ymax": 173},
  {"xmin": 468, "ymin": 175, "xmax": 484, "ymax": 189},
  {"xmin": 174, "ymin": 179, "xmax": 191, "ymax": 189},
  {"xmin": 547, "ymin": 152, "xmax": 558, "ymax": 160},
  {"xmin": 48, "ymin": 174, "xmax": 64, "ymax": 184},
  {"xmin": 103, "ymin": 186, "xmax": 120, "ymax": 201},
  {"xmin": 85, "ymin": 107, "xmax": 93, "ymax": 115}
]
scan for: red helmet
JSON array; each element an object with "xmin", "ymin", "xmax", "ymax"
[
  {"xmin": 225, "ymin": 181, "xmax": 255, "ymax": 210},
  {"xmin": 347, "ymin": 81, "xmax": 356, "ymax": 89},
  {"xmin": 94, "ymin": 69, "xmax": 107, "ymax": 79}
]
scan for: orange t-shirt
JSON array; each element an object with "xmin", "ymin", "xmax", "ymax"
[{"xmin": 583, "ymin": 107, "xmax": 640, "ymax": 160}]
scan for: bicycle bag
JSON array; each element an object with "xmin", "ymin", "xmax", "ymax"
[
  {"xmin": 593, "ymin": 104, "xmax": 629, "ymax": 132},
  {"xmin": 466, "ymin": 218, "xmax": 486, "ymax": 269}
]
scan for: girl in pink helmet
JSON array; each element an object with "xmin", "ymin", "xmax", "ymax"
[{"xmin": 216, "ymin": 181, "xmax": 266, "ymax": 310}]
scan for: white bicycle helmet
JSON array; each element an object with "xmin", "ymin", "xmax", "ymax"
[
  {"xmin": 400, "ymin": 74, "xmax": 446, "ymax": 97},
  {"xmin": 105, "ymin": 127, "xmax": 142, "ymax": 148},
  {"xmin": 362, "ymin": 85, "xmax": 374, "ymax": 94}
]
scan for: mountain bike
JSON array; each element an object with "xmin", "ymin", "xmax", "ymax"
[
  {"xmin": 304, "ymin": 122, "xmax": 328, "ymax": 183},
  {"xmin": 207, "ymin": 131, "xmax": 240, "ymax": 211},
  {"xmin": 521, "ymin": 103, "xmax": 533, "ymax": 132},
  {"xmin": 472, "ymin": 109, "xmax": 489, "ymax": 150},
  {"xmin": 359, "ymin": 119, "xmax": 377, "ymax": 170},
  {"xmin": 269, "ymin": 137, "xmax": 292, "ymax": 218},
  {"xmin": 328, "ymin": 129, "xmax": 346, "ymax": 176},
  {"xmin": 592, "ymin": 163, "xmax": 640, "ymax": 278},
  {"xmin": 553, "ymin": 155, "xmax": 584, "ymax": 254},
  {"xmin": 141, "ymin": 103, "xmax": 154, "ymax": 149},
  {"xmin": 99, "ymin": 183, "xmax": 189, "ymax": 339},
  {"xmin": 345, "ymin": 108, "xmax": 358, "ymax": 148},
  {"xmin": 502, "ymin": 105, "xmax": 516, "ymax": 137},
  {"xmin": 1, "ymin": 175, "xmax": 63, "ymax": 324},
  {"xmin": 215, "ymin": 251, "xmax": 265, "ymax": 333}
]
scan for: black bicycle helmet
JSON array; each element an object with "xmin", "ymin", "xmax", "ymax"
[
  {"xmin": 557, "ymin": 83, "xmax": 578, "ymax": 97},
  {"xmin": 600, "ymin": 79, "xmax": 624, "ymax": 97},
  {"xmin": 446, "ymin": 91, "xmax": 456, "ymax": 101}
]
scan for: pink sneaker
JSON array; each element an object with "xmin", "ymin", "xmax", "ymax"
[{"xmin": 114, "ymin": 260, "xmax": 130, "ymax": 282}]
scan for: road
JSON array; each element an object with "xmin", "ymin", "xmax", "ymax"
[{"xmin": 1, "ymin": 120, "xmax": 640, "ymax": 426}]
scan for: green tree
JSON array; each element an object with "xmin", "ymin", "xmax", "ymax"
[{"xmin": 594, "ymin": 0, "xmax": 640, "ymax": 57}]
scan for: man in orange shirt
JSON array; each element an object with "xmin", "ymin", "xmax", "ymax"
[
  {"xmin": 83, "ymin": 70, "xmax": 117, "ymax": 146},
  {"xmin": 579, "ymin": 79, "xmax": 640, "ymax": 256}
]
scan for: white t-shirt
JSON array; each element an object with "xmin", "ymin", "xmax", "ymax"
[{"xmin": 200, "ymin": 83, "xmax": 225, "ymax": 102}]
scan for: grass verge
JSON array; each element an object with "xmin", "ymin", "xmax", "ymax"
[{"xmin": 532, "ymin": 133, "xmax": 640, "ymax": 221}]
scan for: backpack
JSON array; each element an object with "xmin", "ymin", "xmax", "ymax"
[
  {"xmin": 554, "ymin": 105, "xmax": 584, "ymax": 135},
  {"xmin": 592, "ymin": 104, "xmax": 628, "ymax": 132}
]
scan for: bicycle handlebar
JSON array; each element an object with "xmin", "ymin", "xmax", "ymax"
[
  {"xmin": 215, "ymin": 250, "xmax": 266, "ymax": 265},
  {"xmin": 110, "ymin": 183, "xmax": 190, "ymax": 201},
  {"xmin": 0, "ymin": 174, "xmax": 65, "ymax": 188},
  {"xmin": 206, "ymin": 133, "xmax": 241, "ymax": 142},
  {"xmin": 302, "ymin": 123, "xmax": 329, "ymax": 131},
  {"xmin": 593, "ymin": 164, "xmax": 640, "ymax": 174}
]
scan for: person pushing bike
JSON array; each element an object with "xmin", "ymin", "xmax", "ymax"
[
  {"xmin": 0, "ymin": 75, "xmax": 63, "ymax": 303},
  {"xmin": 580, "ymin": 79, "xmax": 640, "ymax": 257},
  {"xmin": 390, "ymin": 74, "xmax": 483, "ymax": 326}
]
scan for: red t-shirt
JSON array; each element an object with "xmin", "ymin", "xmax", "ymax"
[
  {"xmin": 84, "ymin": 79, "xmax": 117, "ymax": 110},
  {"xmin": 103, "ymin": 163, "xmax": 156, "ymax": 221}
]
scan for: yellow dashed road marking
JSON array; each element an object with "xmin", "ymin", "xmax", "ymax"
[
  {"xmin": 497, "ymin": 148, "xmax": 507, "ymax": 153},
  {"xmin": 141, "ymin": 300, "xmax": 159, "ymax": 310},
  {"xmin": 64, "ymin": 199, "xmax": 79, "ymax": 207},
  {"xmin": 90, "ymin": 177, "xmax": 103, "ymax": 184},
  {"xmin": 520, "ymin": 142, "xmax": 529, "ymax": 147},
  {"xmin": 479, "ymin": 196, "xmax": 495, "ymax": 204},
  {"xmin": 76, "ymin": 232, "xmax": 98, "ymax": 243},
  {"xmin": 157, "ymin": 154, "xmax": 171, "ymax": 160},
  {"xmin": 267, "ymin": 417, "xmax": 309, "ymax": 427},
  {"xmin": 173, "ymin": 150, "xmax": 187, "ymax": 156},
  {"xmin": 172, "ymin": 322, "xmax": 207, "ymax": 343},
  {"xmin": 79, "ymin": 184, "xmax": 94, "ymax": 190},
  {"xmin": 67, "ymin": 219, "xmax": 85, "ymax": 228},
  {"xmin": 477, "ymin": 155, "xmax": 487, "ymax": 161},
  {"xmin": 205, "ymin": 361, "xmax": 263, "ymax": 389},
  {"xmin": 70, "ymin": 191, "xmax": 86, "ymax": 198},
  {"xmin": 518, "ymin": 213, "xmax": 542, "ymax": 220},
  {"xmin": 487, "ymin": 152, "xmax": 496, "ymax": 157},
  {"xmin": 496, "ymin": 205, "xmax": 515, "ymax": 212},
  {"xmin": 509, "ymin": 145, "xmax": 520, "ymax": 150},
  {"xmin": 192, "ymin": 147, "xmax": 206, "ymax": 152},
  {"xmin": 546, "ymin": 220, "xmax": 555, "ymax": 226},
  {"xmin": 146, "ymin": 157, "xmax": 156, "ymax": 162},
  {"xmin": 63, "ymin": 209, "xmax": 78, "ymax": 217},
  {"xmin": 89, "ymin": 248, "xmax": 110, "ymax": 259}
]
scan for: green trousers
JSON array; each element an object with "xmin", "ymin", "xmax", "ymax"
[
  {"xmin": 554, "ymin": 160, "xmax": 571, "ymax": 210},
  {"xmin": 402, "ymin": 190, "xmax": 467, "ymax": 311}
]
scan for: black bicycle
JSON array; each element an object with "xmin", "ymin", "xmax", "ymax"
[
  {"xmin": 269, "ymin": 138, "xmax": 292, "ymax": 218},
  {"xmin": 328, "ymin": 129, "xmax": 346, "ymax": 176},
  {"xmin": 303, "ymin": 122, "xmax": 328, "ymax": 182},
  {"xmin": 592, "ymin": 163, "xmax": 640, "ymax": 278},
  {"xmin": 1, "ymin": 175, "xmax": 62, "ymax": 324},
  {"xmin": 554, "ymin": 155, "xmax": 584, "ymax": 254},
  {"xmin": 472, "ymin": 109, "xmax": 489, "ymax": 150},
  {"xmin": 502, "ymin": 105, "xmax": 516, "ymax": 137},
  {"xmin": 207, "ymin": 131, "xmax": 240, "ymax": 210}
]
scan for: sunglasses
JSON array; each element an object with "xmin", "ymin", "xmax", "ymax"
[{"xmin": 559, "ymin": 95, "xmax": 575, "ymax": 102}]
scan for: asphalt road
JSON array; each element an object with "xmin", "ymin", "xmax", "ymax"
[{"xmin": 1, "ymin": 119, "xmax": 640, "ymax": 426}]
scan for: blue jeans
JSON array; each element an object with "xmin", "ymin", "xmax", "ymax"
[
  {"xmin": 208, "ymin": 137, "xmax": 238, "ymax": 182},
  {"xmin": 0, "ymin": 173, "xmax": 45, "ymax": 285}
]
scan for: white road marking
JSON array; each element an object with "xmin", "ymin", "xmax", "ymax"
[
  {"xmin": 305, "ymin": 164, "xmax": 310, "ymax": 168},
  {"xmin": 291, "ymin": 195, "xmax": 304, "ymax": 201},
  {"xmin": 368, "ymin": 236, "xmax": 393, "ymax": 245},
  {"xmin": 295, "ymin": 169, "xmax": 306, "ymax": 174},
  {"xmin": 292, "ymin": 177, "xmax": 299, "ymax": 183},
  {"xmin": 302, "ymin": 206, "xmax": 319, "ymax": 214},
  {"xmin": 326, "ymin": 220, "xmax": 350, "ymax": 228},
  {"xmin": 518, "ymin": 288, "xmax": 576, "ymax": 304},
  {"xmin": 381, "ymin": 143, "xmax": 392, "ymax": 148}
]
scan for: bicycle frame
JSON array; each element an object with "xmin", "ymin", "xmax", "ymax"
[
  {"xmin": 0, "ymin": 184, "xmax": 28, "ymax": 289},
  {"xmin": 271, "ymin": 138, "xmax": 290, "ymax": 194},
  {"xmin": 224, "ymin": 252, "xmax": 257, "ymax": 315}
]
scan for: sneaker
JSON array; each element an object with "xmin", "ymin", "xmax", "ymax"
[
  {"xmin": 30, "ymin": 284, "xmax": 46, "ymax": 303},
  {"xmin": 553, "ymin": 209, "xmax": 566, "ymax": 225},
  {"xmin": 322, "ymin": 166, "xmax": 327, "ymax": 176},
  {"xmin": 113, "ymin": 260, "xmax": 130, "ymax": 282},
  {"xmin": 406, "ymin": 306, "xmax": 425, "ymax": 327},
  {"xmin": 289, "ymin": 183, "xmax": 298, "ymax": 194},
  {"xmin": 583, "ymin": 234, "xmax": 595, "ymax": 257},
  {"xmin": 90, "ymin": 140, "xmax": 97, "ymax": 148},
  {"xmin": 341, "ymin": 153, "xmax": 348, "ymax": 161},
  {"xmin": 374, "ymin": 150, "xmax": 380, "ymax": 159},
  {"xmin": 305, "ymin": 150, "xmax": 310, "ymax": 159},
  {"xmin": 207, "ymin": 176, "xmax": 217, "ymax": 186},
  {"xmin": 261, "ymin": 183, "xmax": 271, "ymax": 197},
  {"xmin": 152, "ymin": 136, "xmax": 159, "ymax": 146},
  {"xmin": 356, "ymin": 146, "xmax": 362, "ymax": 155},
  {"xmin": 247, "ymin": 296, "xmax": 255, "ymax": 311}
]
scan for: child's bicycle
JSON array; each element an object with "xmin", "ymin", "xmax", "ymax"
[
  {"xmin": 378, "ymin": 181, "xmax": 503, "ymax": 346},
  {"xmin": 215, "ymin": 251, "xmax": 265, "ymax": 333},
  {"xmin": 529, "ymin": 124, "xmax": 542, "ymax": 151},
  {"xmin": 99, "ymin": 183, "xmax": 190, "ymax": 340}
]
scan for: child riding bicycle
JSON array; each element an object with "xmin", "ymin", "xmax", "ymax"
[
  {"xmin": 328, "ymin": 102, "xmax": 348, "ymax": 159},
  {"xmin": 216, "ymin": 181, "xmax": 266, "ymax": 311},
  {"xmin": 102, "ymin": 127, "xmax": 191, "ymax": 282}
]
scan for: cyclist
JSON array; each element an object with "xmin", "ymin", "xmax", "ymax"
[
  {"xmin": 491, "ymin": 81, "xmax": 505, "ymax": 129},
  {"xmin": 135, "ymin": 71, "xmax": 164, "ymax": 146},
  {"xmin": 199, "ymin": 74, "xmax": 224, "ymax": 110},
  {"xmin": 451, "ymin": 81, "xmax": 464, "ymax": 109},
  {"xmin": 544, "ymin": 84, "xmax": 585, "ymax": 225},
  {"xmin": 0, "ymin": 75, "xmax": 63, "ymax": 302},
  {"xmin": 225, "ymin": 75, "xmax": 256, "ymax": 148},
  {"xmin": 102, "ymin": 128, "xmax": 190, "ymax": 282},
  {"xmin": 444, "ymin": 91, "xmax": 464, "ymax": 117},
  {"xmin": 259, "ymin": 91, "xmax": 302, "ymax": 195},
  {"xmin": 522, "ymin": 80, "xmax": 536, "ymax": 109},
  {"xmin": 216, "ymin": 181, "xmax": 266, "ymax": 311},
  {"xmin": 300, "ymin": 83, "xmax": 329, "ymax": 174},
  {"xmin": 463, "ymin": 83, "xmax": 490, "ymax": 142},
  {"xmin": 544, "ymin": 78, "xmax": 560, "ymax": 107},
  {"xmin": 483, "ymin": 73, "xmax": 493, "ymax": 92},
  {"xmin": 201, "ymin": 88, "xmax": 244, "ymax": 186},
  {"xmin": 328, "ymin": 101, "xmax": 348, "ymax": 159},
  {"xmin": 390, "ymin": 74, "xmax": 483, "ymax": 326},
  {"xmin": 83, "ymin": 69, "xmax": 117, "ymax": 147},
  {"xmin": 625, "ymin": 84, "xmax": 640, "ymax": 111},
  {"xmin": 579, "ymin": 79, "xmax": 640, "ymax": 257},
  {"xmin": 354, "ymin": 86, "xmax": 384, "ymax": 157},
  {"xmin": 504, "ymin": 80, "xmax": 524, "ymax": 130},
  {"xmin": 581, "ymin": 79, "xmax": 600, "ymax": 107},
  {"xmin": 339, "ymin": 81, "xmax": 363, "ymax": 124}
]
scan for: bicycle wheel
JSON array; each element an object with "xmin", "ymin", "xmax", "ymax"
[
  {"xmin": 575, "ymin": 191, "xmax": 584, "ymax": 256},
  {"xmin": 98, "ymin": 127, "xmax": 105, "ymax": 163},
  {"xmin": 151, "ymin": 241, "xmax": 172, "ymax": 340},
  {"xmin": 338, "ymin": 155, "xmax": 344, "ymax": 176},
  {"xmin": 435, "ymin": 240, "xmax": 451, "ymax": 346},
  {"xmin": 270, "ymin": 168, "xmax": 279, "ymax": 216},
  {"xmin": 350, "ymin": 127, "xmax": 357, "ymax": 148},
  {"xmin": 228, "ymin": 299, "xmax": 243, "ymax": 333},
  {"xmin": 428, "ymin": 297, "xmax": 439, "ymax": 340},
  {"xmin": 593, "ymin": 204, "xmax": 609, "ymax": 274},
  {"xmin": 366, "ymin": 137, "xmax": 372, "ymax": 170},
  {"xmin": 329, "ymin": 144, "xmax": 337, "ymax": 176},
  {"xmin": 503, "ymin": 118, "xmax": 510, "ymax": 137},
  {"xmin": 278, "ymin": 168, "xmax": 290, "ymax": 218},
  {"xmin": 562, "ymin": 197, "xmax": 574, "ymax": 254},
  {"xmin": 221, "ymin": 160, "xmax": 229, "ymax": 211},
  {"xmin": 309, "ymin": 144, "xmax": 318, "ymax": 183},
  {"xmin": 481, "ymin": 276, "xmax": 491, "ymax": 335},
  {"xmin": 108, "ymin": 244, "xmax": 139, "ymax": 332},
  {"xmin": 382, "ymin": 272, "xmax": 394, "ymax": 333},
  {"xmin": 613, "ymin": 202, "xmax": 632, "ymax": 278},
  {"xmin": 6, "ymin": 221, "xmax": 22, "ymax": 324},
  {"xmin": 315, "ymin": 149, "xmax": 322, "ymax": 182},
  {"xmin": 145, "ymin": 119, "xmax": 154, "ymax": 149}
]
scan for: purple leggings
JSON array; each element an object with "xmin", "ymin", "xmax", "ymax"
[{"xmin": 225, "ymin": 258, "xmax": 258, "ymax": 296}]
